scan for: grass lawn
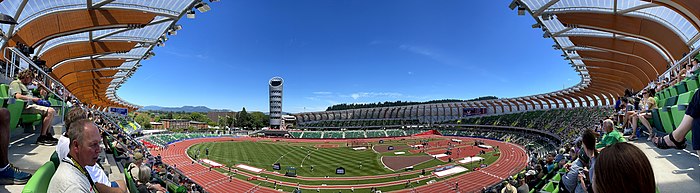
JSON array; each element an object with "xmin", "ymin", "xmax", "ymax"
[
  {"xmin": 188, "ymin": 139, "xmax": 504, "ymax": 192},
  {"xmin": 188, "ymin": 141, "xmax": 430, "ymax": 177}
]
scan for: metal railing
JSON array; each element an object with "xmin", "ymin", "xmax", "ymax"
[
  {"xmin": 3, "ymin": 47, "xmax": 71, "ymax": 101},
  {"xmin": 2, "ymin": 47, "xmax": 73, "ymax": 120}
]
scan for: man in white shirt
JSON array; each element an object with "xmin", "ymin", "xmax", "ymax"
[
  {"xmin": 48, "ymin": 119, "xmax": 102, "ymax": 193},
  {"xmin": 56, "ymin": 109, "xmax": 126, "ymax": 193}
]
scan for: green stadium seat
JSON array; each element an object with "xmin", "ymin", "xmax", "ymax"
[
  {"xmin": 676, "ymin": 81, "xmax": 689, "ymax": 95},
  {"xmin": 681, "ymin": 90, "xmax": 696, "ymax": 143},
  {"xmin": 655, "ymin": 92, "xmax": 661, "ymax": 100},
  {"xmin": 344, "ymin": 130, "xmax": 365, "ymax": 138},
  {"xmin": 0, "ymin": 84, "xmax": 44, "ymax": 130},
  {"xmin": 50, "ymin": 151, "xmax": 60, "ymax": 169},
  {"xmin": 550, "ymin": 173, "xmax": 561, "ymax": 182},
  {"xmin": 20, "ymin": 114, "xmax": 42, "ymax": 125},
  {"xmin": 660, "ymin": 88, "xmax": 666, "ymax": 99},
  {"xmin": 671, "ymin": 90, "xmax": 696, "ymax": 130},
  {"xmin": 670, "ymin": 84, "xmax": 679, "ymax": 97},
  {"xmin": 660, "ymin": 96, "xmax": 678, "ymax": 134},
  {"xmin": 687, "ymin": 76, "xmax": 699, "ymax": 91},
  {"xmin": 21, "ymin": 161, "xmax": 55, "ymax": 193},
  {"xmin": 656, "ymin": 96, "xmax": 665, "ymax": 109},
  {"xmin": 167, "ymin": 182, "xmax": 187, "ymax": 193},
  {"xmin": 651, "ymin": 109, "xmax": 664, "ymax": 133},
  {"xmin": 125, "ymin": 168, "xmax": 139, "ymax": 193},
  {"xmin": 552, "ymin": 184, "xmax": 560, "ymax": 193},
  {"xmin": 542, "ymin": 181, "xmax": 556, "ymax": 193},
  {"xmin": 0, "ymin": 84, "xmax": 26, "ymax": 130},
  {"xmin": 289, "ymin": 131, "xmax": 303, "ymax": 138},
  {"xmin": 664, "ymin": 89, "xmax": 671, "ymax": 99}
]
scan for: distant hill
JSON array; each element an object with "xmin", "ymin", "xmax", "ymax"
[{"xmin": 140, "ymin": 106, "xmax": 230, "ymax": 112}]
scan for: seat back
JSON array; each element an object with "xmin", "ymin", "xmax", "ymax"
[
  {"xmin": 656, "ymin": 96, "xmax": 665, "ymax": 108},
  {"xmin": 651, "ymin": 109, "xmax": 664, "ymax": 133},
  {"xmin": 677, "ymin": 92, "xmax": 693, "ymax": 105},
  {"xmin": 676, "ymin": 82, "xmax": 688, "ymax": 95},
  {"xmin": 688, "ymin": 76, "xmax": 699, "ymax": 91},
  {"xmin": 671, "ymin": 84, "xmax": 679, "ymax": 96},
  {"xmin": 665, "ymin": 96, "xmax": 679, "ymax": 107},
  {"xmin": 21, "ymin": 162, "xmax": 56, "ymax": 193},
  {"xmin": 50, "ymin": 151, "xmax": 60, "ymax": 169},
  {"xmin": 0, "ymin": 84, "xmax": 8, "ymax": 98},
  {"xmin": 125, "ymin": 168, "xmax": 139, "ymax": 193}
]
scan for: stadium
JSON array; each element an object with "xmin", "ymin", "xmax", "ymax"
[{"xmin": 0, "ymin": 0, "xmax": 699, "ymax": 193}]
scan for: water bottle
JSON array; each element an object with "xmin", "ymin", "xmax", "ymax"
[{"xmin": 7, "ymin": 87, "xmax": 15, "ymax": 104}]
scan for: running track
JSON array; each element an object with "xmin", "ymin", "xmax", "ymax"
[{"xmin": 150, "ymin": 135, "xmax": 527, "ymax": 193}]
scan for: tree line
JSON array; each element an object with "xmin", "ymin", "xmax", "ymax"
[
  {"xmin": 325, "ymin": 96, "xmax": 498, "ymax": 111},
  {"xmin": 133, "ymin": 107, "xmax": 270, "ymax": 131}
]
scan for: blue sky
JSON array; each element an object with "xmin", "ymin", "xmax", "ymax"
[{"xmin": 118, "ymin": 0, "xmax": 579, "ymax": 113}]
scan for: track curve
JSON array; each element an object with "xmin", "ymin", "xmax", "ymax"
[{"xmin": 149, "ymin": 135, "xmax": 527, "ymax": 193}]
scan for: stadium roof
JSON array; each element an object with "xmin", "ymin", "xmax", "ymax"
[
  {"xmin": 1, "ymin": 0, "xmax": 698, "ymax": 113},
  {"xmin": 0, "ymin": 0, "xmax": 209, "ymax": 111},
  {"xmin": 295, "ymin": 0, "xmax": 700, "ymax": 117},
  {"xmin": 494, "ymin": 0, "xmax": 700, "ymax": 112}
]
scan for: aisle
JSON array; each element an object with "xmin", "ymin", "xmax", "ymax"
[{"xmin": 631, "ymin": 140, "xmax": 700, "ymax": 193}]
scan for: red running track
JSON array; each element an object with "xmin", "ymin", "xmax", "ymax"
[
  {"xmin": 150, "ymin": 136, "xmax": 526, "ymax": 193},
  {"xmin": 394, "ymin": 139, "xmax": 528, "ymax": 193}
]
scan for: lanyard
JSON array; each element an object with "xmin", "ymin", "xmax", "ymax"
[{"xmin": 63, "ymin": 156, "xmax": 100, "ymax": 193}]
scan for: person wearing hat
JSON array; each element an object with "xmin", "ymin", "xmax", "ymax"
[
  {"xmin": 129, "ymin": 152, "xmax": 145, "ymax": 182},
  {"xmin": 500, "ymin": 180, "xmax": 516, "ymax": 193}
]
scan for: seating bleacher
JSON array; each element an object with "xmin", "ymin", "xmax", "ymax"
[
  {"xmin": 385, "ymin": 129, "xmax": 404, "ymax": 137},
  {"xmin": 459, "ymin": 107, "xmax": 612, "ymax": 143},
  {"xmin": 289, "ymin": 131, "xmax": 303, "ymax": 138},
  {"xmin": 404, "ymin": 129, "xmax": 425, "ymax": 136},
  {"xmin": 344, "ymin": 130, "xmax": 365, "ymax": 138},
  {"xmin": 323, "ymin": 131, "xmax": 343, "ymax": 139},
  {"xmin": 302, "ymin": 131, "xmax": 322, "ymax": 138},
  {"xmin": 365, "ymin": 130, "xmax": 385, "ymax": 138},
  {"xmin": 657, "ymin": 75, "xmax": 698, "ymax": 143}
]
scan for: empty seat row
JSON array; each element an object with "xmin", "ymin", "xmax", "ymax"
[{"xmin": 655, "ymin": 73, "xmax": 697, "ymax": 143}]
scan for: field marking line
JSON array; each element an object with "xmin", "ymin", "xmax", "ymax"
[
  {"xmin": 299, "ymin": 149, "xmax": 315, "ymax": 168},
  {"xmin": 379, "ymin": 156, "xmax": 394, "ymax": 171},
  {"xmin": 273, "ymin": 146, "xmax": 297, "ymax": 164},
  {"xmin": 371, "ymin": 144, "xmax": 380, "ymax": 153}
]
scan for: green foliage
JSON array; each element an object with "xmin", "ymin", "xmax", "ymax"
[
  {"xmin": 249, "ymin": 111, "xmax": 268, "ymax": 129},
  {"xmin": 235, "ymin": 108, "xmax": 251, "ymax": 129},
  {"xmin": 134, "ymin": 113, "xmax": 151, "ymax": 127},
  {"xmin": 218, "ymin": 115, "xmax": 236, "ymax": 128},
  {"xmin": 189, "ymin": 112, "xmax": 206, "ymax": 122},
  {"xmin": 142, "ymin": 108, "xmax": 265, "ymax": 129},
  {"xmin": 170, "ymin": 127, "xmax": 184, "ymax": 133},
  {"xmin": 325, "ymin": 96, "xmax": 498, "ymax": 111},
  {"xmin": 217, "ymin": 116, "xmax": 226, "ymax": 128}
]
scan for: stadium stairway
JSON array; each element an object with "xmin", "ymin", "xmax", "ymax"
[
  {"xmin": 630, "ymin": 140, "xmax": 700, "ymax": 193},
  {"xmin": 1, "ymin": 128, "xmax": 64, "ymax": 192}
]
